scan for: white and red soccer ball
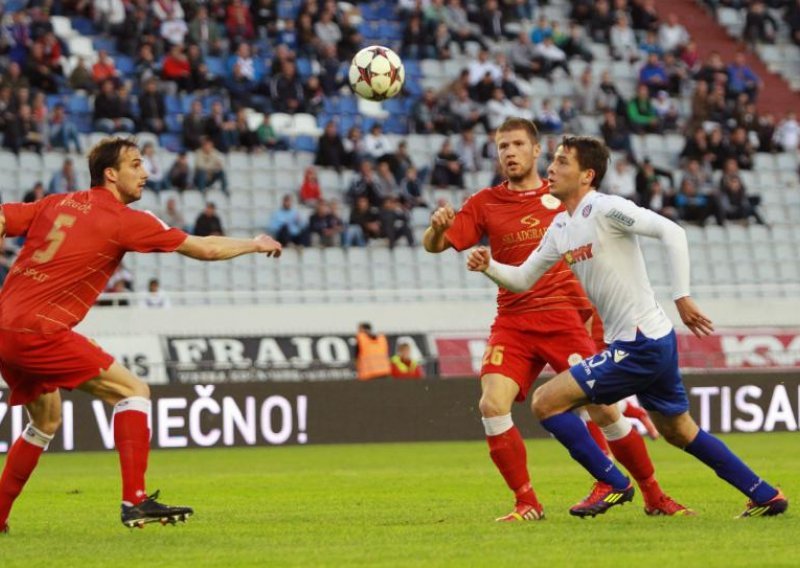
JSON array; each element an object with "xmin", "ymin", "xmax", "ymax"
[{"xmin": 348, "ymin": 45, "xmax": 405, "ymax": 101}]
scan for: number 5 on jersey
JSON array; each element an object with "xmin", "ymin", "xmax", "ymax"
[
  {"xmin": 482, "ymin": 345, "xmax": 505, "ymax": 366},
  {"xmin": 32, "ymin": 213, "xmax": 77, "ymax": 263}
]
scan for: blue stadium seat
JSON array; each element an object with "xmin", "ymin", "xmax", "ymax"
[
  {"xmin": 378, "ymin": 22, "xmax": 403, "ymax": 41},
  {"xmin": 165, "ymin": 113, "xmax": 182, "ymax": 133},
  {"xmin": 294, "ymin": 136, "xmax": 318, "ymax": 153},
  {"xmin": 384, "ymin": 115, "xmax": 408, "ymax": 134},
  {"xmin": 277, "ymin": 1, "xmax": 300, "ymax": 19},
  {"xmin": 165, "ymin": 94, "xmax": 181, "ymax": 115},
  {"xmin": 115, "ymin": 55, "xmax": 135, "ymax": 75},
  {"xmin": 92, "ymin": 37, "xmax": 117, "ymax": 53},
  {"xmin": 206, "ymin": 56, "xmax": 225, "ymax": 78},
  {"xmin": 68, "ymin": 94, "xmax": 90, "ymax": 114},
  {"xmin": 403, "ymin": 60, "xmax": 422, "ymax": 78},
  {"xmin": 339, "ymin": 97, "xmax": 358, "ymax": 115},
  {"xmin": 71, "ymin": 17, "xmax": 97, "ymax": 35},
  {"xmin": 181, "ymin": 95, "xmax": 197, "ymax": 114},
  {"xmin": 296, "ymin": 58, "xmax": 313, "ymax": 79},
  {"xmin": 159, "ymin": 133, "xmax": 182, "ymax": 152}
]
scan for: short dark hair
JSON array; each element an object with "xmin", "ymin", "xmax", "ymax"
[
  {"xmin": 559, "ymin": 135, "xmax": 609, "ymax": 189},
  {"xmin": 496, "ymin": 117, "xmax": 539, "ymax": 144},
  {"xmin": 87, "ymin": 137, "xmax": 139, "ymax": 187},
  {"xmin": 359, "ymin": 322, "xmax": 372, "ymax": 333}
]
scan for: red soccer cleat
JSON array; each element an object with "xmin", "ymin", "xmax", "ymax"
[
  {"xmin": 495, "ymin": 501, "xmax": 545, "ymax": 522},
  {"xmin": 569, "ymin": 481, "xmax": 635, "ymax": 518},
  {"xmin": 644, "ymin": 494, "xmax": 696, "ymax": 516},
  {"xmin": 739, "ymin": 489, "xmax": 788, "ymax": 518}
]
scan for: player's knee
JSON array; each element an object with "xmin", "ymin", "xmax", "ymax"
[
  {"xmin": 531, "ymin": 388, "xmax": 553, "ymax": 420},
  {"xmin": 661, "ymin": 427, "xmax": 692, "ymax": 447},
  {"xmin": 33, "ymin": 414, "xmax": 62, "ymax": 436},
  {"xmin": 478, "ymin": 394, "xmax": 508, "ymax": 418}
]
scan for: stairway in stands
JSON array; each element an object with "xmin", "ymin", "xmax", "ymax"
[{"xmin": 654, "ymin": 0, "xmax": 800, "ymax": 115}]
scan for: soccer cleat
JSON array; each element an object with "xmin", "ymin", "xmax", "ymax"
[
  {"xmin": 644, "ymin": 494, "xmax": 695, "ymax": 516},
  {"xmin": 495, "ymin": 501, "xmax": 545, "ymax": 522},
  {"xmin": 738, "ymin": 489, "xmax": 788, "ymax": 518},
  {"xmin": 569, "ymin": 481, "xmax": 635, "ymax": 518},
  {"xmin": 121, "ymin": 490, "xmax": 194, "ymax": 528}
]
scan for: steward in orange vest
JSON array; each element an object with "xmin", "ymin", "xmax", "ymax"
[{"xmin": 355, "ymin": 322, "xmax": 391, "ymax": 380}]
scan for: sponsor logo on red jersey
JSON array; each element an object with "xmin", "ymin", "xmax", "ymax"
[{"xmin": 563, "ymin": 243, "xmax": 593, "ymax": 266}]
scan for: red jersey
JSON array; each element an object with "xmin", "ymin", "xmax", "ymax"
[
  {"xmin": 0, "ymin": 188, "xmax": 187, "ymax": 333},
  {"xmin": 446, "ymin": 180, "xmax": 591, "ymax": 316}
]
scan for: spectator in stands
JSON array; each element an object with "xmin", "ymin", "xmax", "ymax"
[
  {"xmin": 401, "ymin": 14, "xmax": 430, "ymax": 59},
  {"xmin": 314, "ymin": 121, "xmax": 347, "ymax": 171},
  {"xmin": 45, "ymin": 103, "xmax": 81, "ymax": 153},
  {"xmin": 188, "ymin": 6, "xmax": 225, "ymax": 56},
  {"xmin": 194, "ymin": 137, "xmax": 229, "ymax": 194},
  {"xmin": 727, "ymin": 51, "xmax": 761, "ymax": 102},
  {"xmin": 510, "ymin": 32, "xmax": 544, "ymax": 80},
  {"xmin": 535, "ymin": 99, "xmax": 563, "ymax": 134},
  {"xmin": 269, "ymin": 60, "xmax": 305, "ymax": 113},
  {"xmin": 595, "ymin": 70, "xmax": 626, "ymax": 116},
  {"xmin": 390, "ymin": 341, "xmax": 424, "ymax": 379},
  {"xmin": 486, "ymin": 87, "xmax": 533, "ymax": 130},
  {"xmin": 743, "ymin": 1, "xmax": 778, "ymax": 45},
  {"xmin": 610, "ymin": 14, "xmax": 640, "ymax": 63},
  {"xmin": 232, "ymin": 43, "xmax": 257, "ymax": 83},
  {"xmin": 134, "ymin": 43, "xmax": 160, "ymax": 84},
  {"xmin": 117, "ymin": 8, "xmax": 150, "ymax": 57},
  {"xmin": 5, "ymin": 12, "xmax": 31, "ymax": 67},
  {"xmin": 152, "ymin": 0, "xmax": 185, "ymax": 22},
  {"xmin": 636, "ymin": 157, "xmax": 674, "ymax": 202},
  {"xmin": 30, "ymin": 92, "xmax": 48, "ymax": 141},
  {"xmin": 343, "ymin": 126, "xmax": 367, "ymax": 170},
  {"xmin": 725, "ymin": 127, "xmax": 755, "ymax": 171},
  {"xmin": 92, "ymin": 79, "xmax": 135, "ymax": 133},
  {"xmin": 604, "ymin": 155, "xmax": 639, "ymax": 202},
  {"xmin": 308, "ymin": 199, "xmax": 344, "ymax": 247},
  {"xmin": 314, "ymin": 7, "xmax": 342, "ymax": 54},
  {"xmin": 652, "ymin": 90, "xmax": 680, "ymax": 131},
  {"xmin": 391, "ymin": 141, "xmax": 417, "ymax": 183},
  {"xmin": 4, "ymin": 104, "xmax": 44, "ymax": 154},
  {"xmin": 204, "ymin": 100, "xmax": 237, "ymax": 153},
  {"xmin": 318, "ymin": 43, "xmax": 346, "ymax": 96},
  {"xmin": 431, "ymin": 139, "xmax": 464, "ymax": 188},
  {"xmin": 627, "ymin": 84, "xmax": 661, "ymax": 134},
  {"xmin": 773, "ymin": 112, "xmax": 800, "ymax": 152},
  {"xmin": 680, "ymin": 40, "xmax": 701, "ymax": 73},
  {"xmin": 375, "ymin": 160, "xmax": 399, "ymax": 197},
  {"xmin": 559, "ymin": 22, "xmax": 595, "ymax": 62},
  {"xmin": 658, "ymin": 13, "xmax": 690, "ymax": 54},
  {"xmin": 347, "ymin": 161, "xmax": 385, "ymax": 207},
  {"xmin": 231, "ymin": 109, "xmax": 259, "ymax": 152},
  {"xmin": 476, "ymin": 0, "xmax": 506, "ymax": 40},
  {"xmin": 49, "ymin": 158, "xmax": 78, "ymax": 194},
  {"xmin": 268, "ymin": 194, "xmax": 308, "ymax": 246},
  {"xmin": 719, "ymin": 158, "xmax": 767, "ymax": 225},
  {"xmin": 94, "ymin": 0, "xmax": 126, "ymax": 35},
  {"xmin": 160, "ymin": 14, "xmax": 189, "ymax": 47},
  {"xmin": 364, "ymin": 123, "xmax": 395, "ymax": 164},
  {"xmin": 92, "ymin": 50, "xmax": 120, "ymax": 87},
  {"xmin": 535, "ymin": 36, "xmax": 571, "ymax": 78},
  {"xmin": 65, "ymin": 54, "xmax": 92, "ymax": 91},
  {"xmin": 227, "ymin": 0, "xmax": 256, "ymax": 46},
  {"xmin": 468, "ymin": 49, "xmax": 502, "ymax": 86},
  {"xmin": 256, "ymin": 114, "xmax": 287, "ymax": 151},
  {"xmin": 412, "ymin": 89, "xmax": 451, "ymax": 135},
  {"xmin": 251, "ymin": 0, "xmax": 279, "ymax": 39},
  {"xmin": 182, "ymin": 100, "xmax": 206, "ymax": 151},
  {"xmin": 99, "ymin": 264, "xmax": 134, "ymax": 307},
  {"xmin": 448, "ymin": 86, "xmax": 488, "ymax": 133},
  {"xmin": 399, "ymin": 166, "xmax": 426, "ymax": 209},
  {"xmin": 380, "ymin": 196, "xmax": 414, "ymax": 249},
  {"xmin": 299, "ymin": 166, "xmax": 322, "ymax": 205},
  {"xmin": 139, "ymin": 278, "xmax": 172, "ymax": 309},
  {"xmin": 162, "ymin": 43, "xmax": 193, "ymax": 92},
  {"xmin": 631, "ymin": 0, "xmax": 661, "ymax": 31},
  {"xmin": 193, "ymin": 201, "xmax": 225, "ymax": 236},
  {"xmin": 443, "ymin": 0, "xmax": 488, "ymax": 52},
  {"xmin": 162, "ymin": 196, "xmax": 189, "ymax": 230},
  {"xmin": 141, "ymin": 143, "xmax": 167, "ymax": 193},
  {"xmin": 601, "ymin": 110, "xmax": 635, "ymax": 161},
  {"xmin": 756, "ymin": 112, "xmax": 778, "ymax": 153},
  {"xmin": 674, "ymin": 178, "xmax": 712, "ymax": 226},
  {"xmin": 1, "ymin": 61, "xmax": 28, "ymax": 92},
  {"xmin": 455, "ymin": 128, "xmax": 481, "ymax": 173},
  {"xmin": 138, "ymin": 78, "xmax": 166, "ymax": 134},
  {"xmin": 788, "ymin": 0, "xmax": 800, "ymax": 47},
  {"xmin": 639, "ymin": 53, "xmax": 669, "ymax": 96},
  {"xmin": 168, "ymin": 152, "xmax": 192, "ymax": 192},
  {"xmin": 23, "ymin": 181, "xmax": 46, "ymax": 203},
  {"xmin": 639, "ymin": 30, "xmax": 664, "ymax": 58},
  {"xmin": 24, "ymin": 41, "xmax": 59, "ymax": 94},
  {"xmin": 588, "ymin": 0, "xmax": 614, "ymax": 43}
]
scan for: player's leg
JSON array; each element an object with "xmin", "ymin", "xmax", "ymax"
[
  {"xmin": 585, "ymin": 403, "xmax": 691, "ymax": 516},
  {"xmin": 532, "ymin": 371, "xmax": 633, "ymax": 509},
  {"xmin": 79, "ymin": 362, "xmax": 193, "ymax": 527},
  {"xmin": 479, "ymin": 373, "xmax": 544, "ymax": 521},
  {"xmin": 648, "ymin": 411, "xmax": 788, "ymax": 517},
  {"xmin": 0, "ymin": 390, "xmax": 62, "ymax": 530},
  {"xmin": 619, "ymin": 397, "xmax": 660, "ymax": 440}
]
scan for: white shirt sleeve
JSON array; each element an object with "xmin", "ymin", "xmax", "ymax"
[
  {"xmin": 483, "ymin": 227, "xmax": 562, "ymax": 293},
  {"xmin": 602, "ymin": 197, "xmax": 691, "ymax": 300}
]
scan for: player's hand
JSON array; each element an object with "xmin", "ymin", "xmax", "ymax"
[
  {"xmin": 254, "ymin": 234, "xmax": 282, "ymax": 257},
  {"xmin": 675, "ymin": 296, "xmax": 714, "ymax": 338},
  {"xmin": 467, "ymin": 247, "xmax": 491, "ymax": 272},
  {"xmin": 429, "ymin": 204, "xmax": 455, "ymax": 233}
]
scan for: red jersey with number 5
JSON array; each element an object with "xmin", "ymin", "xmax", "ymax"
[
  {"xmin": 0, "ymin": 187, "xmax": 187, "ymax": 333},
  {"xmin": 446, "ymin": 180, "xmax": 591, "ymax": 316}
]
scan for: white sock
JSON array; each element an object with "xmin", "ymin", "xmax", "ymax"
[
  {"xmin": 22, "ymin": 423, "xmax": 55, "ymax": 449},
  {"xmin": 482, "ymin": 414, "xmax": 514, "ymax": 436},
  {"xmin": 113, "ymin": 396, "xmax": 151, "ymax": 417},
  {"xmin": 601, "ymin": 417, "xmax": 633, "ymax": 441}
]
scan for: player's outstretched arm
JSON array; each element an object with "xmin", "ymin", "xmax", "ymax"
[
  {"xmin": 675, "ymin": 296, "xmax": 714, "ymax": 338},
  {"xmin": 468, "ymin": 246, "xmax": 554, "ymax": 293},
  {"xmin": 177, "ymin": 234, "xmax": 282, "ymax": 261},
  {"xmin": 422, "ymin": 204, "xmax": 455, "ymax": 253}
]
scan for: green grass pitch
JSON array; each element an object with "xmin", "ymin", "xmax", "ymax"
[{"xmin": 2, "ymin": 433, "xmax": 797, "ymax": 567}]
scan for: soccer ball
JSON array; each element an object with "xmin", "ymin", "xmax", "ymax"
[{"xmin": 348, "ymin": 45, "xmax": 405, "ymax": 101}]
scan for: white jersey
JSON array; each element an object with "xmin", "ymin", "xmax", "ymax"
[{"xmin": 486, "ymin": 191, "xmax": 691, "ymax": 343}]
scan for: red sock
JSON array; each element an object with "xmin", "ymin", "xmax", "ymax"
[
  {"xmin": 0, "ymin": 435, "xmax": 47, "ymax": 527},
  {"xmin": 487, "ymin": 426, "xmax": 540, "ymax": 507},
  {"xmin": 607, "ymin": 429, "xmax": 663, "ymax": 504},
  {"xmin": 114, "ymin": 404, "xmax": 150, "ymax": 505},
  {"xmin": 586, "ymin": 420, "xmax": 610, "ymax": 456},
  {"xmin": 622, "ymin": 403, "xmax": 647, "ymax": 422}
]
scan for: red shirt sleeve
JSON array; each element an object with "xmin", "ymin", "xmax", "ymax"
[
  {"xmin": 1, "ymin": 200, "xmax": 47, "ymax": 237},
  {"xmin": 445, "ymin": 193, "xmax": 484, "ymax": 252},
  {"xmin": 117, "ymin": 208, "xmax": 188, "ymax": 253}
]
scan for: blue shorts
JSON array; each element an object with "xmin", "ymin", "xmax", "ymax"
[{"xmin": 569, "ymin": 329, "xmax": 689, "ymax": 416}]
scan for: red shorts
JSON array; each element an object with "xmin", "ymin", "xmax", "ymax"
[
  {"xmin": 0, "ymin": 329, "xmax": 114, "ymax": 406},
  {"xmin": 481, "ymin": 310, "xmax": 597, "ymax": 402}
]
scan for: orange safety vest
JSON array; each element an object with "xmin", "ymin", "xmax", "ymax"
[{"xmin": 356, "ymin": 332, "xmax": 391, "ymax": 380}]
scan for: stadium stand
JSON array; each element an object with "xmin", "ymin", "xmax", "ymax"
[{"xmin": 0, "ymin": 0, "xmax": 797, "ymax": 304}]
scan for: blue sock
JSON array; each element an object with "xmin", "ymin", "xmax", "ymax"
[
  {"xmin": 541, "ymin": 413, "xmax": 630, "ymax": 490},
  {"xmin": 684, "ymin": 430, "xmax": 778, "ymax": 504}
]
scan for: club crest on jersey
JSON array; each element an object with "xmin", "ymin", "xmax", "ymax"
[
  {"xmin": 563, "ymin": 243, "xmax": 593, "ymax": 266},
  {"xmin": 582, "ymin": 204, "xmax": 592, "ymax": 217},
  {"xmin": 520, "ymin": 214, "xmax": 540, "ymax": 227},
  {"xmin": 541, "ymin": 194, "xmax": 560, "ymax": 210}
]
